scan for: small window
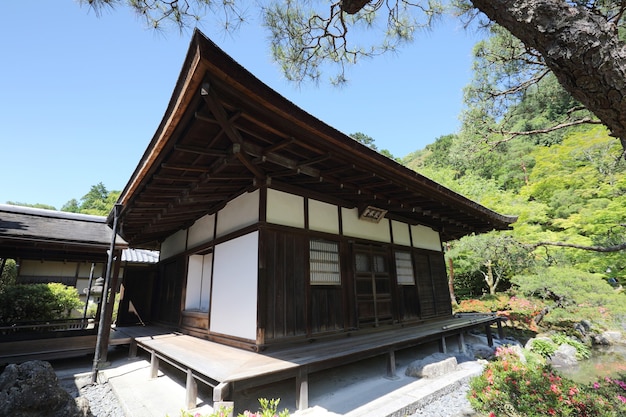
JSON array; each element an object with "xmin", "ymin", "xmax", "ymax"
[
  {"xmin": 310, "ymin": 239, "xmax": 341, "ymax": 285},
  {"xmin": 395, "ymin": 251, "xmax": 415, "ymax": 285}
]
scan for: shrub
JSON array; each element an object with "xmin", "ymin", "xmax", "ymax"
[
  {"xmin": 468, "ymin": 346, "xmax": 626, "ymax": 416},
  {"xmin": 0, "ymin": 283, "xmax": 82, "ymax": 325},
  {"xmin": 528, "ymin": 338, "xmax": 558, "ymax": 359},
  {"xmin": 551, "ymin": 333, "xmax": 591, "ymax": 360},
  {"xmin": 511, "ymin": 267, "xmax": 626, "ymax": 330},
  {"xmin": 176, "ymin": 398, "xmax": 289, "ymax": 417}
]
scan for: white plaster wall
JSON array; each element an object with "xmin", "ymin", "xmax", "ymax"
[
  {"xmin": 411, "ymin": 224, "xmax": 442, "ymax": 251},
  {"xmin": 266, "ymin": 189, "xmax": 304, "ymax": 228},
  {"xmin": 216, "ymin": 190, "xmax": 259, "ymax": 238},
  {"xmin": 186, "ymin": 255, "xmax": 204, "ymax": 310},
  {"xmin": 188, "ymin": 214, "xmax": 215, "ymax": 249},
  {"xmin": 309, "ymin": 199, "xmax": 339, "ymax": 234},
  {"xmin": 160, "ymin": 229, "xmax": 188, "ymax": 260},
  {"xmin": 185, "ymin": 253, "xmax": 212, "ymax": 311},
  {"xmin": 341, "ymin": 207, "xmax": 391, "ymax": 243},
  {"xmin": 19, "ymin": 260, "xmax": 78, "ymax": 277},
  {"xmin": 210, "ymin": 231, "xmax": 258, "ymax": 340},
  {"xmin": 391, "ymin": 220, "xmax": 411, "ymax": 246}
]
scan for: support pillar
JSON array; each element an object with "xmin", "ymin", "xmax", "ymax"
[
  {"xmin": 150, "ymin": 350, "xmax": 159, "ymax": 379},
  {"xmin": 485, "ymin": 324, "xmax": 494, "ymax": 347},
  {"xmin": 296, "ymin": 367, "xmax": 309, "ymax": 410},
  {"xmin": 458, "ymin": 332, "xmax": 467, "ymax": 354},
  {"xmin": 386, "ymin": 350, "xmax": 398, "ymax": 379},
  {"xmin": 439, "ymin": 336, "xmax": 447, "ymax": 353},
  {"xmin": 186, "ymin": 369, "xmax": 198, "ymax": 410}
]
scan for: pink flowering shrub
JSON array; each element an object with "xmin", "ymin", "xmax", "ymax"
[
  {"xmin": 455, "ymin": 294, "xmax": 545, "ymax": 332},
  {"xmin": 468, "ymin": 346, "xmax": 626, "ymax": 416}
]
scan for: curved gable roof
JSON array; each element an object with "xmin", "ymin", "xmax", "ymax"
[{"xmin": 114, "ymin": 30, "xmax": 516, "ymax": 247}]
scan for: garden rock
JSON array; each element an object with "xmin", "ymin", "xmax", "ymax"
[
  {"xmin": 405, "ymin": 353, "xmax": 458, "ymax": 378},
  {"xmin": 468, "ymin": 343, "xmax": 495, "ymax": 360},
  {"xmin": 548, "ymin": 343, "xmax": 578, "ymax": 369},
  {"xmin": 0, "ymin": 360, "xmax": 92, "ymax": 417},
  {"xmin": 593, "ymin": 331, "xmax": 623, "ymax": 346}
]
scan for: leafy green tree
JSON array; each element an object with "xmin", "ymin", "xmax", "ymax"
[
  {"xmin": 61, "ymin": 182, "xmax": 120, "ymax": 216},
  {"xmin": 511, "ymin": 266, "xmax": 626, "ymax": 329},
  {"xmin": 447, "ymin": 233, "xmax": 534, "ymax": 297},
  {"xmin": 349, "ymin": 132, "xmax": 398, "ymax": 161},
  {"xmin": 81, "ymin": 0, "xmax": 626, "ymax": 151},
  {"xmin": 0, "ymin": 259, "xmax": 17, "ymax": 293}
]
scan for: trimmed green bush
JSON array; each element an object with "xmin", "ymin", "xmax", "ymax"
[{"xmin": 0, "ymin": 283, "xmax": 82, "ymax": 325}]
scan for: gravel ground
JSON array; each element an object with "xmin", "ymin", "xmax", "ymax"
[
  {"xmin": 408, "ymin": 378, "xmax": 479, "ymax": 417},
  {"xmin": 80, "ymin": 382, "xmax": 126, "ymax": 417},
  {"xmin": 77, "ymin": 378, "xmax": 479, "ymax": 417}
]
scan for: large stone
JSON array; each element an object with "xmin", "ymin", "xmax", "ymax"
[
  {"xmin": 595, "ymin": 331, "xmax": 624, "ymax": 345},
  {"xmin": 469, "ymin": 343, "xmax": 496, "ymax": 360},
  {"xmin": 548, "ymin": 343, "xmax": 578, "ymax": 369},
  {"xmin": 405, "ymin": 353, "xmax": 458, "ymax": 378},
  {"xmin": 0, "ymin": 360, "xmax": 92, "ymax": 417}
]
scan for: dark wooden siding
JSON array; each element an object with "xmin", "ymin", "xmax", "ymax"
[
  {"xmin": 152, "ymin": 258, "xmax": 184, "ymax": 326},
  {"xmin": 412, "ymin": 251, "xmax": 452, "ymax": 319},
  {"xmin": 414, "ymin": 252, "xmax": 436, "ymax": 318},
  {"xmin": 261, "ymin": 228, "xmax": 345, "ymax": 342},
  {"xmin": 429, "ymin": 253, "xmax": 453, "ymax": 317},
  {"xmin": 261, "ymin": 229, "xmax": 307, "ymax": 341},
  {"xmin": 117, "ymin": 265, "xmax": 156, "ymax": 326},
  {"xmin": 310, "ymin": 286, "xmax": 344, "ymax": 334},
  {"xmin": 396, "ymin": 281, "xmax": 421, "ymax": 322}
]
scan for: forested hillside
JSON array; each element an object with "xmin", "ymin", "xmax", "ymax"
[{"xmin": 402, "ymin": 27, "xmax": 626, "ymax": 316}]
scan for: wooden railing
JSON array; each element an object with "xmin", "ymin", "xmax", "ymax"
[{"xmin": 0, "ymin": 318, "xmax": 94, "ymax": 334}]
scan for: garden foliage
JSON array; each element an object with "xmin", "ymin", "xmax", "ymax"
[
  {"xmin": 0, "ymin": 283, "xmax": 83, "ymax": 325},
  {"xmin": 469, "ymin": 346, "xmax": 626, "ymax": 416}
]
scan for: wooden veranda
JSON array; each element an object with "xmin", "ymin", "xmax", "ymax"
[{"xmin": 112, "ymin": 313, "xmax": 504, "ymax": 411}]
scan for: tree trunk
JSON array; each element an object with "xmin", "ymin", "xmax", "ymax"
[
  {"xmin": 469, "ymin": 0, "xmax": 626, "ymax": 150},
  {"xmin": 446, "ymin": 243, "xmax": 458, "ymax": 306}
]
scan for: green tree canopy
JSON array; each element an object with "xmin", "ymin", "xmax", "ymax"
[{"xmin": 61, "ymin": 182, "xmax": 120, "ymax": 216}]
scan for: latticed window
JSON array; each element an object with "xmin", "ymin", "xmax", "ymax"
[
  {"xmin": 310, "ymin": 239, "xmax": 341, "ymax": 285},
  {"xmin": 395, "ymin": 251, "xmax": 415, "ymax": 285}
]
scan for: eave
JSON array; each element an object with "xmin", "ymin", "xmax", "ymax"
[{"xmin": 112, "ymin": 30, "xmax": 516, "ymax": 248}]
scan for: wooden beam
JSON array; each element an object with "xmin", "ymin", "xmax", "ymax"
[
  {"xmin": 213, "ymin": 381, "xmax": 231, "ymax": 402},
  {"xmin": 161, "ymin": 163, "xmax": 211, "ymax": 173},
  {"xmin": 175, "ymin": 144, "xmax": 230, "ymax": 157}
]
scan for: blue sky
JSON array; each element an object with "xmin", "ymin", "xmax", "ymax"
[{"xmin": 0, "ymin": 2, "xmax": 482, "ymax": 210}]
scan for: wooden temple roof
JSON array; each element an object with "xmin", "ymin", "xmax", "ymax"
[
  {"xmin": 114, "ymin": 30, "xmax": 516, "ymax": 248},
  {"xmin": 0, "ymin": 204, "xmax": 127, "ymax": 262}
]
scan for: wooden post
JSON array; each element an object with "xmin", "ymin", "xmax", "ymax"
[
  {"xmin": 458, "ymin": 333, "xmax": 466, "ymax": 354},
  {"xmin": 150, "ymin": 351, "xmax": 159, "ymax": 379},
  {"xmin": 213, "ymin": 382, "xmax": 231, "ymax": 402},
  {"xmin": 496, "ymin": 319, "xmax": 505, "ymax": 339},
  {"xmin": 439, "ymin": 336, "xmax": 447, "ymax": 353},
  {"xmin": 100, "ymin": 250, "xmax": 123, "ymax": 362},
  {"xmin": 129, "ymin": 340, "xmax": 137, "ymax": 358},
  {"xmin": 296, "ymin": 367, "xmax": 309, "ymax": 410},
  {"xmin": 386, "ymin": 350, "xmax": 397, "ymax": 379},
  {"xmin": 186, "ymin": 369, "xmax": 198, "ymax": 410},
  {"xmin": 485, "ymin": 324, "xmax": 494, "ymax": 347}
]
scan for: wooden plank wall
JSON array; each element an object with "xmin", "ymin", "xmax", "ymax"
[{"xmin": 261, "ymin": 229, "xmax": 308, "ymax": 341}]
